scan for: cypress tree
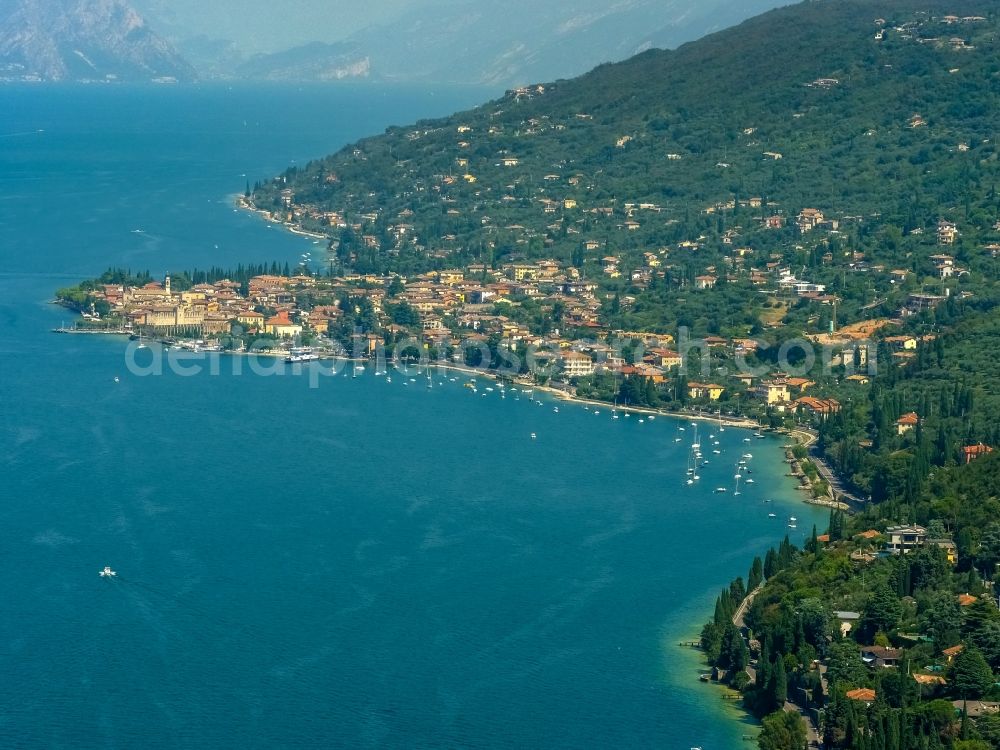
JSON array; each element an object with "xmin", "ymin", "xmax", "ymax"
[
  {"xmin": 748, "ymin": 556, "xmax": 764, "ymax": 591},
  {"xmin": 713, "ymin": 595, "xmax": 728, "ymax": 627},
  {"xmin": 773, "ymin": 656, "xmax": 787, "ymax": 707},
  {"xmin": 886, "ymin": 711, "xmax": 900, "ymax": 750},
  {"xmin": 764, "ymin": 548, "xmax": 779, "ymax": 579},
  {"xmin": 729, "ymin": 577, "xmax": 746, "ymax": 605}
]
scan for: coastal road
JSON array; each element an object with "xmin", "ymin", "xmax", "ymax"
[
  {"xmin": 732, "ymin": 584, "xmax": 763, "ymax": 630},
  {"xmin": 787, "ymin": 426, "xmax": 867, "ymax": 510},
  {"xmin": 784, "ymin": 700, "xmax": 821, "ymax": 748},
  {"xmin": 807, "ymin": 445, "xmax": 867, "ymax": 509}
]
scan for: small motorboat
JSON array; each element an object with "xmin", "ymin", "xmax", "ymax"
[{"xmin": 99, "ymin": 566, "xmax": 116, "ymax": 578}]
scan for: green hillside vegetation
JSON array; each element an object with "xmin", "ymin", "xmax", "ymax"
[
  {"xmin": 704, "ymin": 452, "xmax": 1000, "ymax": 748},
  {"xmin": 255, "ymin": 0, "xmax": 1000, "ymax": 285}
]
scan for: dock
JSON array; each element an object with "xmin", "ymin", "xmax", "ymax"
[{"xmin": 52, "ymin": 327, "xmax": 130, "ymax": 335}]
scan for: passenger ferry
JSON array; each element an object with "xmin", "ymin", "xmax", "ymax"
[{"xmin": 285, "ymin": 347, "xmax": 319, "ymax": 363}]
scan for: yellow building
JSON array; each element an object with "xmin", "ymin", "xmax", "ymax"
[
  {"xmin": 756, "ymin": 380, "xmax": 790, "ymax": 404},
  {"xmin": 265, "ymin": 313, "xmax": 302, "ymax": 338},
  {"xmin": 237, "ymin": 311, "xmax": 265, "ymax": 328},
  {"xmin": 688, "ymin": 382, "xmax": 725, "ymax": 401}
]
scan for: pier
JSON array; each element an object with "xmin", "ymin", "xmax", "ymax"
[{"xmin": 53, "ymin": 326, "xmax": 130, "ymax": 335}]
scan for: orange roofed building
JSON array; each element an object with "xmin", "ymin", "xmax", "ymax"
[
  {"xmin": 896, "ymin": 412, "xmax": 919, "ymax": 435},
  {"xmin": 265, "ymin": 312, "xmax": 302, "ymax": 338},
  {"xmin": 942, "ymin": 645, "xmax": 964, "ymax": 663},
  {"xmin": 964, "ymin": 444, "xmax": 993, "ymax": 464},
  {"xmin": 846, "ymin": 688, "xmax": 876, "ymax": 703}
]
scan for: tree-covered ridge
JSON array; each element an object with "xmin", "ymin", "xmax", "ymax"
[{"xmin": 252, "ymin": 0, "xmax": 1000, "ymax": 281}]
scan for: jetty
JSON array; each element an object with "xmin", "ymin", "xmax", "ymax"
[{"xmin": 53, "ymin": 326, "xmax": 130, "ymax": 335}]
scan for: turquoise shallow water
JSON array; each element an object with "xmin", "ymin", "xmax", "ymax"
[{"xmin": 0, "ymin": 85, "xmax": 827, "ymax": 748}]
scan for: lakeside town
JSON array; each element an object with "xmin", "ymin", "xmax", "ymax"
[
  {"xmin": 56, "ymin": 217, "xmax": 994, "ymax": 515},
  {"xmin": 57, "ymin": 245, "xmax": 883, "ymax": 421}
]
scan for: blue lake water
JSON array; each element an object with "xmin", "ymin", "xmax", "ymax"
[{"xmin": 0, "ymin": 85, "xmax": 827, "ymax": 748}]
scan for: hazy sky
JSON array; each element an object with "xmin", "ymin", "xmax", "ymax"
[{"xmin": 133, "ymin": 0, "xmax": 446, "ymax": 52}]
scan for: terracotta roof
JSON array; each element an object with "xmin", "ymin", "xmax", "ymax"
[
  {"xmin": 846, "ymin": 688, "xmax": 876, "ymax": 701},
  {"xmin": 913, "ymin": 674, "xmax": 946, "ymax": 685},
  {"xmin": 896, "ymin": 412, "xmax": 920, "ymax": 425},
  {"xmin": 943, "ymin": 645, "xmax": 965, "ymax": 657},
  {"xmin": 265, "ymin": 312, "xmax": 293, "ymax": 326},
  {"xmin": 856, "ymin": 530, "xmax": 881, "ymax": 539},
  {"xmin": 964, "ymin": 444, "xmax": 993, "ymax": 456},
  {"xmin": 958, "ymin": 593, "xmax": 979, "ymax": 606}
]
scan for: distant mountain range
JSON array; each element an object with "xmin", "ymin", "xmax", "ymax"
[
  {"xmin": 229, "ymin": 0, "xmax": 790, "ymax": 85},
  {"xmin": 0, "ymin": 0, "xmax": 791, "ymax": 86},
  {"xmin": 0, "ymin": 0, "xmax": 193, "ymax": 82}
]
